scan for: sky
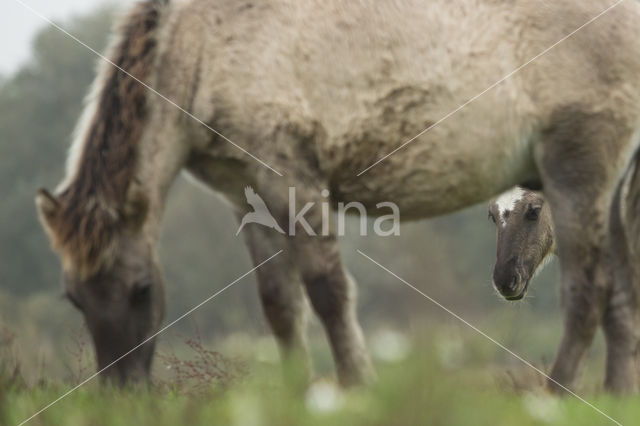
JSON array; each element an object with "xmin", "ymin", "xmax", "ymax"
[{"xmin": 1, "ymin": 0, "xmax": 127, "ymax": 75}]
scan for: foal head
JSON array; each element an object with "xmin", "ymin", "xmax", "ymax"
[
  {"xmin": 488, "ymin": 187, "xmax": 555, "ymax": 300},
  {"xmin": 36, "ymin": 187, "xmax": 165, "ymax": 384}
]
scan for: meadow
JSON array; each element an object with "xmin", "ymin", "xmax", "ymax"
[{"xmin": 2, "ymin": 312, "xmax": 638, "ymax": 426}]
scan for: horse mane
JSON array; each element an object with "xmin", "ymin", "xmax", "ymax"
[{"xmin": 42, "ymin": 0, "xmax": 166, "ymax": 278}]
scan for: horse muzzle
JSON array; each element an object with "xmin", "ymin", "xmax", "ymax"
[{"xmin": 493, "ymin": 263, "xmax": 529, "ymax": 300}]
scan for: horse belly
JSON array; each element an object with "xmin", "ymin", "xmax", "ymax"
[
  {"xmin": 327, "ymin": 91, "xmax": 538, "ymax": 220},
  {"xmin": 187, "ymin": 0, "xmax": 538, "ymax": 218},
  {"xmin": 280, "ymin": 2, "xmax": 539, "ymax": 218}
]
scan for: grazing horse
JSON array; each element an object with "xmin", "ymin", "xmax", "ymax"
[
  {"xmin": 36, "ymin": 0, "xmax": 640, "ymax": 390},
  {"xmin": 489, "ymin": 164, "xmax": 640, "ymax": 391}
]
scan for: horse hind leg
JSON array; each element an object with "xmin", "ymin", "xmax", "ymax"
[
  {"xmin": 602, "ymin": 167, "xmax": 640, "ymax": 393},
  {"xmin": 602, "ymin": 282, "xmax": 640, "ymax": 394},
  {"xmin": 536, "ymin": 105, "xmax": 638, "ymax": 393},
  {"xmin": 238, "ymin": 218, "xmax": 312, "ymax": 387}
]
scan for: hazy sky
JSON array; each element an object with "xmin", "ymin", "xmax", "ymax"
[{"xmin": 1, "ymin": 0, "xmax": 127, "ymax": 75}]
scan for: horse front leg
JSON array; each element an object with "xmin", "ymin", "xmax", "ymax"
[
  {"xmin": 292, "ymin": 220, "xmax": 375, "ymax": 387},
  {"xmin": 267, "ymin": 181, "xmax": 374, "ymax": 387},
  {"xmin": 244, "ymin": 118, "xmax": 375, "ymax": 387},
  {"xmin": 296, "ymin": 233, "xmax": 376, "ymax": 387},
  {"xmin": 237, "ymin": 216, "xmax": 311, "ymax": 388}
]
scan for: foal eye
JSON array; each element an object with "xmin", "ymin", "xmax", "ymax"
[
  {"xmin": 131, "ymin": 281, "xmax": 152, "ymax": 305},
  {"xmin": 525, "ymin": 205, "xmax": 541, "ymax": 221}
]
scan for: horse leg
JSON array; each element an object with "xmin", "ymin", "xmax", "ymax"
[
  {"xmin": 293, "ymin": 225, "xmax": 375, "ymax": 387},
  {"xmin": 270, "ymin": 184, "xmax": 374, "ymax": 387},
  {"xmin": 244, "ymin": 118, "xmax": 375, "ymax": 387},
  {"xmin": 300, "ymin": 244, "xmax": 375, "ymax": 387},
  {"xmin": 536, "ymin": 106, "xmax": 636, "ymax": 392},
  {"xmin": 237, "ymin": 216, "xmax": 311, "ymax": 386},
  {"xmin": 602, "ymin": 289, "xmax": 640, "ymax": 393},
  {"xmin": 602, "ymin": 180, "xmax": 640, "ymax": 393}
]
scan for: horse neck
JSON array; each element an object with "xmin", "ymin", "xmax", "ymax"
[
  {"xmin": 55, "ymin": 0, "xmax": 186, "ymax": 245},
  {"xmin": 135, "ymin": 117, "xmax": 189, "ymax": 242},
  {"xmin": 58, "ymin": 107, "xmax": 187, "ymax": 247}
]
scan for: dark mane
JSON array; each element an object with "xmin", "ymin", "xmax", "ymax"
[{"xmin": 50, "ymin": 0, "xmax": 164, "ymax": 276}]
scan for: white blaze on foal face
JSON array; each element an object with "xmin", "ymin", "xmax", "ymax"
[{"xmin": 494, "ymin": 187, "xmax": 525, "ymax": 227}]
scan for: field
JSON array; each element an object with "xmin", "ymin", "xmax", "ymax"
[{"xmin": 2, "ymin": 318, "xmax": 638, "ymax": 426}]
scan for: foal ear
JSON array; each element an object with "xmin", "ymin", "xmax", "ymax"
[
  {"xmin": 123, "ymin": 182, "xmax": 149, "ymax": 230},
  {"xmin": 35, "ymin": 188, "xmax": 60, "ymax": 230}
]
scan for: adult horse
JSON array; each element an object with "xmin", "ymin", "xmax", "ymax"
[{"xmin": 36, "ymin": 0, "xmax": 640, "ymax": 391}]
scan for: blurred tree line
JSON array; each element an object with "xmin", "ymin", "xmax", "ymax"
[{"xmin": 0, "ymin": 5, "xmax": 562, "ymax": 345}]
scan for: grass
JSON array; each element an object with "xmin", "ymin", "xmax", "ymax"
[{"xmin": 2, "ymin": 326, "xmax": 639, "ymax": 426}]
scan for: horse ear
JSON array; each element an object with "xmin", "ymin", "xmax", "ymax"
[
  {"xmin": 123, "ymin": 182, "xmax": 149, "ymax": 230},
  {"xmin": 35, "ymin": 188, "xmax": 60, "ymax": 231}
]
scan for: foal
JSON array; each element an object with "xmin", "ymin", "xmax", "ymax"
[
  {"xmin": 489, "ymin": 187, "xmax": 555, "ymax": 301},
  {"xmin": 490, "ymin": 180, "xmax": 640, "ymax": 392}
]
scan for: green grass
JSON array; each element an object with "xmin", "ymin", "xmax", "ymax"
[{"xmin": 2, "ymin": 336, "xmax": 638, "ymax": 426}]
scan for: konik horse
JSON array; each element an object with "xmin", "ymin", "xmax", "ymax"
[{"xmin": 36, "ymin": 0, "xmax": 640, "ymax": 391}]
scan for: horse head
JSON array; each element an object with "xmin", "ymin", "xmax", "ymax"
[{"xmin": 489, "ymin": 187, "xmax": 555, "ymax": 300}]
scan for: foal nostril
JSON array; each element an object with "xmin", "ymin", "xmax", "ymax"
[
  {"xmin": 492, "ymin": 256, "xmax": 521, "ymax": 294},
  {"xmin": 493, "ymin": 267, "xmax": 520, "ymax": 295}
]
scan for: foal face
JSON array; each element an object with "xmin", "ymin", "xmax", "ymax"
[
  {"xmin": 63, "ymin": 235, "xmax": 165, "ymax": 384},
  {"xmin": 489, "ymin": 188, "xmax": 555, "ymax": 300}
]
